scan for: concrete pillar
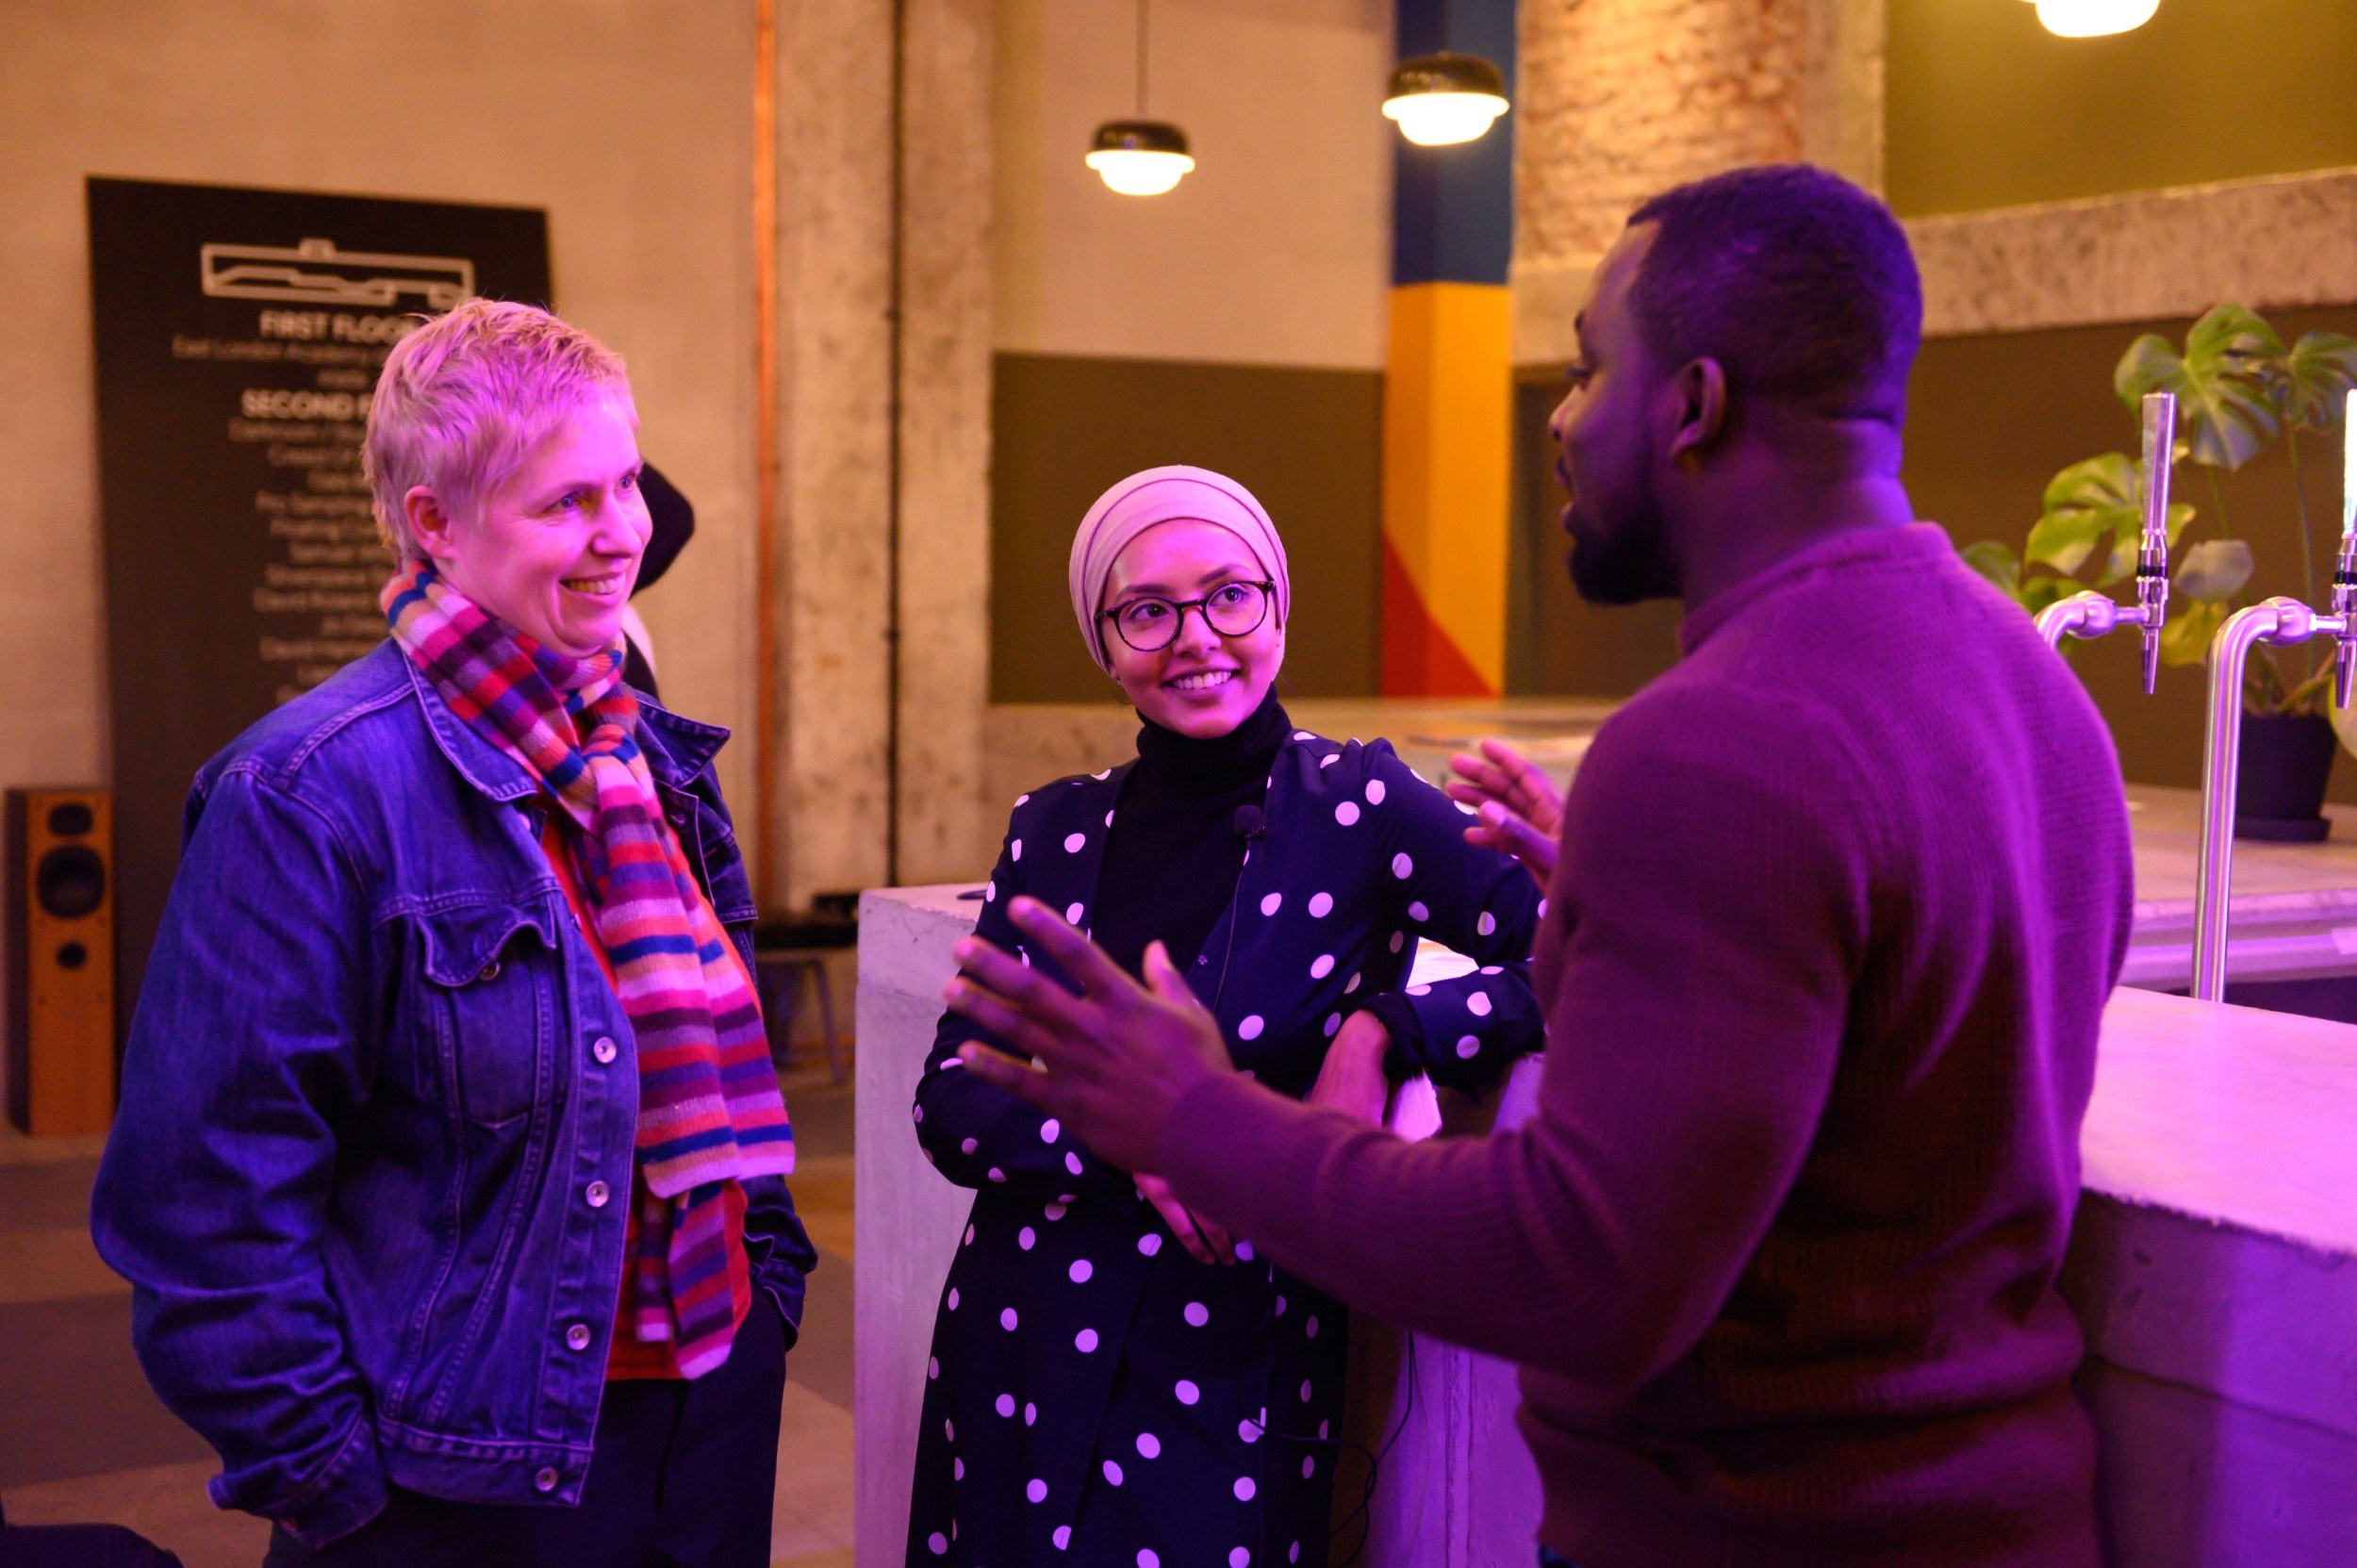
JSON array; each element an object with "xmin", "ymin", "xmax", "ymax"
[
  {"xmin": 895, "ymin": 0, "xmax": 997, "ymax": 888},
  {"xmin": 1511, "ymin": 0, "xmax": 1883, "ymax": 367},
  {"xmin": 766, "ymin": 0, "xmax": 996, "ymax": 910}
]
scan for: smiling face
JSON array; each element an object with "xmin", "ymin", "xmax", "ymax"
[
  {"xmin": 1100, "ymin": 519, "xmax": 1283, "ymax": 738},
  {"xmin": 1548, "ymin": 223, "xmax": 1682, "ymax": 604},
  {"xmin": 405, "ymin": 395, "xmax": 652, "ymax": 658}
]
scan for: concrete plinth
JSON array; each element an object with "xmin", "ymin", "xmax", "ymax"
[{"xmin": 856, "ymin": 890, "xmax": 2357, "ymax": 1568}]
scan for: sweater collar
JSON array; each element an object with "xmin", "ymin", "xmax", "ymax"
[
  {"xmin": 1678, "ymin": 522, "xmax": 1950, "ymax": 655},
  {"xmin": 1133, "ymin": 687, "xmax": 1290, "ymax": 793}
]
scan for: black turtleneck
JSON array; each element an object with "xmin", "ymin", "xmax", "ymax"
[{"xmin": 1091, "ymin": 689, "xmax": 1290, "ymax": 980}]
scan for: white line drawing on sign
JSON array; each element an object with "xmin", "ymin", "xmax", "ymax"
[{"xmin": 199, "ymin": 238, "xmax": 476, "ymax": 310}]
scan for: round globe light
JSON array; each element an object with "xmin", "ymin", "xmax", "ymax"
[
  {"xmin": 2034, "ymin": 0, "xmax": 2160, "ymax": 37},
  {"xmin": 1087, "ymin": 121, "xmax": 1195, "ymax": 196},
  {"xmin": 1382, "ymin": 53, "xmax": 1509, "ymax": 147}
]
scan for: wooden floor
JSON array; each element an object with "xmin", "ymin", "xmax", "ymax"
[{"xmin": 0, "ymin": 1059, "xmax": 859, "ymax": 1568}]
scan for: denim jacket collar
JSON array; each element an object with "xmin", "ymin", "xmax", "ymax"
[{"xmin": 398, "ymin": 654, "xmax": 732, "ymax": 802}]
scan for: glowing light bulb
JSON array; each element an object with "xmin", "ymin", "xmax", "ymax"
[
  {"xmin": 1086, "ymin": 122, "xmax": 1194, "ymax": 196},
  {"xmin": 2034, "ymin": 0, "xmax": 2160, "ymax": 38},
  {"xmin": 1382, "ymin": 91, "xmax": 1509, "ymax": 147},
  {"xmin": 1383, "ymin": 52, "xmax": 1509, "ymax": 147}
]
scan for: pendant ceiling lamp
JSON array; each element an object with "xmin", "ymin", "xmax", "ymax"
[
  {"xmin": 1088, "ymin": 0, "xmax": 1194, "ymax": 196},
  {"xmin": 2031, "ymin": 0, "xmax": 2160, "ymax": 37},
  {"xmin": 1383, "ymin": 50, "xmax": 1508, "ymax": 146}
]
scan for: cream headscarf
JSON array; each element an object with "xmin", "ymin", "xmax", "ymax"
[{"xmin": 1067, "ymin": 466, "xmax": 1291, "ymax": 674}]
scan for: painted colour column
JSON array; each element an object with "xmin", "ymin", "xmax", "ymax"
[{"xmin": 1380, "ymin": 0, "xmax": 1516, "ymax": 696}]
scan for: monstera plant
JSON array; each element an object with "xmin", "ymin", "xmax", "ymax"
[{"xmin": 1965, "ymin": 304, "xmax": 2357, "ymax": 716}]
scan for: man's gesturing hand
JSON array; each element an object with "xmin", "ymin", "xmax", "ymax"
[
  {"xmin": 1445, "ymin": 737, "xmax": 1563, "ymax": 889},
  {"xmin": 943, "ymin": 896, "xmax": 1236, "ymax": 1177}
]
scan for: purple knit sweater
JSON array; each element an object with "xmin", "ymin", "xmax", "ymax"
[{"xmin": 1162, "ymin": 524, "xmax": 2133, "ymax": 1567}]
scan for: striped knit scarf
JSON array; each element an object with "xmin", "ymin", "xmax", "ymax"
[{"xmin": 384, "ymin": 562, "xmax": 793, "ymax": 1377}]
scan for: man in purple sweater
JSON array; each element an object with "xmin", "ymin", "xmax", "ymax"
[{"xmin": 947, "ymin": 166, "xmax": 2133, "ymax": 1567}]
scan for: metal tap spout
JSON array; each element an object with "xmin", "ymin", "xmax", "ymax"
[
  {"xmin": 2032, "ymin": 392, "xmax": 2175, "ymax": 684},
  {"xmin": 2333, "ymin": 389, "xmax": 2357, "ymax": 710}
]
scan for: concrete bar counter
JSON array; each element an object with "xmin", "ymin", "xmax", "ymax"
[{"xmin": 854, "ymin": 734, "xmax": 2357, "ymax": 1567}]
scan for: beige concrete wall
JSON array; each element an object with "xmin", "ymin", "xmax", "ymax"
[
  {"xmin": 995, "ymin": 0, "xmax": 1393, "ymax": 369},
  {"xmin": 0, "ymin": 0, "xmax": 764, "ymax": 1108}
]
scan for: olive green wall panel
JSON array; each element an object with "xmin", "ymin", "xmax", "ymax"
[
  {"xmin": 990, "ymin": 353, "xmax": 1383, "ymax": 702},
  {"xmin": 1887, "ymin": 0, "xmax": 2357, "ymax": 218}
]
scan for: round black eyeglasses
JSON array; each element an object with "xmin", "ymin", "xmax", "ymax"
[{"xmin": 1101, "ymin": 579, "xmax": 1276, "ymax": 653}]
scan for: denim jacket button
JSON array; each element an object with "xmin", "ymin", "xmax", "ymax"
[
  {"xmin": 668, "ymin": 805, "xmax": 691, "ymax": 827},
  {"xmin": 585, "ymin": 1180, "xmax": 611, "ymax": 1209},
  {"xmin": 592, "ymin": 1036, "xmax": 618, "ymax": 1065},
  {"xmin": 535, "ymin": 1466, "xmax": 560, "ymax": 1493},
  {"xmin": 476, "ymin": 960, "xmax": 501, "ymax": 983},
  {"xmin": 565, "ymin": 1323, "xmax": 592, "ymax": 1352}
]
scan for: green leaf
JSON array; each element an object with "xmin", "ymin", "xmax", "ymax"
[
  {"xmin": 1959, "ymin": 538, "xmax": 2021, "ymax": 600},
  {"xmin": 2174, "ymin": 538, "xmax": 2253, "ymax": 602},
  {"xmin": 2160, "ymin": 598, "xmax": 2227, "ymax": 668},
  {"xmin": 2020, "ymin": 574, "xmax": 2079, "ymax": 615},
  {"xmin": 2029, "ymin": 454, "xmax": 2140, "ymax": 575},
  {"xmin": 2278, "ymin": 330, "xmax": 2357, "ymax": 432},
  {"xmin": 2115, "ymin": 304, "xmax": 2284, "ymax": 470}
]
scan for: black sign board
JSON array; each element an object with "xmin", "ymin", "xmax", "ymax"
[{"xmin": 87, "ymin": 177, "xmax": 551, "ymax": 1047}]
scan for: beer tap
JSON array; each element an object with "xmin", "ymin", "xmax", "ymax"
[
  {"xmin": 2035, "ymin": 390, "xmax": 2177, "ymax": 693},
  {"xmin": 2190, "ymin": 389, "xmax": 2357, "ymax": 1000}
]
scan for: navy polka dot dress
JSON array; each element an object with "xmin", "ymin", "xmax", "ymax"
[{"xmin": 908, "ymin": 728, "xmax": 1543, "ymax": 1568}]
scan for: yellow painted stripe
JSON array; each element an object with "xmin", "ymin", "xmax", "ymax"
[{"xmin": 1382, "ymin": 282, "xmax": 1513, "ymax": 692}]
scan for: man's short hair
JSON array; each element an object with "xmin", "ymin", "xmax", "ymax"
[
  {"xmin": 363, "ymin": 299, "xmax": 634, "ymax": 558},
  {"xmin": 1625, "ymin": 164, "xmax": 1921, "ymax": 425}
]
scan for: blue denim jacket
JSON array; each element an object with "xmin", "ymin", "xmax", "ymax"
[{"xmin": 90, "ymin": 641, "xmax": 816, "ymax": 1546}]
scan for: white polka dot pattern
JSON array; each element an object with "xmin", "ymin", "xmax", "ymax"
[
  {"xmin": 1477, "ymin": 911, "xmax": 1497, "ymax": 936},
  {"xmin": 1310, "ymin": 953, "xmax": 1334, "ymax": 979},
  {"xmin": 1307, "ymin": 891, "xmax": 1333, "ymax": 917},
  {"xmin": 1175, "ymin": 1379, "xmax": 1200, "ymax": 1405},
  {"xmin": 928, "ymin": 1531, "xmax": 948, "ymax": 1555},
  {"xmin": 1183, "ymin": 1300, "xmax": 1209, "ymax": 1327},
  {"xmin": 1335, "ymin": 801, "xmax": 1360, "ymax": 826},
  {"xmin": 1408, "ymin": 900, "xmax": 1428, "ymax": 921},
  {"xmin": 1365, "ymin": 779, "xmax": 1386, "ymax": 804},
  {"xmin": 1406, "ymin": 983, "xmax": 1430, "ymax": 997},
  {"xmin": 1234, "ymin": 1477, "xmax": 1256, "ymax": 1501},
  {"xmin": 1136, "ymin": 1432, "xmax": 1162, "ymax": 1459},
  {"xmin": 1041, "ymin": 1118, "xmax": 1060, "ymax": 1142},
  {"xmin": 1076, "ymin": 1328, "xmax": 1099, "ymax": 1351},
  {"xmin": 1018, "ymin": 1227, "xmax": 1035, "ymax": 1250},
  {"xmin": 1322, "ymin": 1014, "xmax": 1341, "ymax": 1037},
  {"xmin": 1392, "ymin": 852, "xmax": 1413, "ymax": 879},
  {"xmin": 996, "ymin": 1393, "xmax": 1014, "ymax": 1416},
  {"xmin": 1260, "ymin": 891, "xmax": 1282, "ymax": 916},
  {"xmin": 1139, "ymin": 1233, "xmax": 1162, "ymax": 1257},
  {"xmin": 1028, "ymin": 1477, "xmax": 1048, "ymax": 1503},
  {"xmin": 1069, "ymin": 1259, "xmax": 1094, "ymax": 1283},
  {"xmin": 947, "ymin": 1287, "xmax": 960, "ymax": 1309},
  {"xmin": 1065, "ymin": 901, "xmax": 1084, "ymax": 924},
  {"xmin": 1000, "ymin": 1307, "xmax": 1018, "ymax": 1329},
  {"xmin": 1238, "ymin": 1015, "xmax": 1264, "ymax": 1040},
  {"xmin": 1064, "ymin": 1151, "xmax": 1084, "ymax": 1176},
  {"xmin": 1012, "ymin": 839, "xmax": 1023, "ymax": 860},
  {"xmin": 1467, "ymin": 991, "xmax": 1492, "ymax": 1017},
  {"xmin": 1104, "ymin": 1459, "xmax": 1125, "ymax": 1486},
  {"xmin": 1054, "ymin": 1527, "xmax": 1071, "ymax": 1550},
  {"xmin": 1456, "ymin": 1034, "xmax": 1480, "ymax": 1059},
  {"xmin": 960, "ymin": 1138, "xmax": 978, "ymax": 1155}
]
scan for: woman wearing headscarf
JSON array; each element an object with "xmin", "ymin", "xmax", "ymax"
[{"xmin": 904, "ymin": 467, "xmax": 1545, "ymax": 1568}]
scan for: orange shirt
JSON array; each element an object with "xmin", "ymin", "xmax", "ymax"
[{"xmin": 540, "ymin": 812, "xmax": 756, "ymax": 1381}]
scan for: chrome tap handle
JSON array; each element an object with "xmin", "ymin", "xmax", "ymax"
[
  {"xmin": 2335, "ymin": 389, "xmax": 2357, "ymax": 710},
  {"xmin": 2135, "ymin": 391, "xmax": 2177, "ymax": 695}
]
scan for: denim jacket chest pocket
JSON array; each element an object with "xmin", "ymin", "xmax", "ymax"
[{"xmin": 409, "ymin": 900, "xmax": 568, "ymax": 1131}]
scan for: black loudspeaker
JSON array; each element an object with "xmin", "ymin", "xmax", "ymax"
[{"xmin": 6, "ymin": 788, "xmax": 116, "ymax": 1135}]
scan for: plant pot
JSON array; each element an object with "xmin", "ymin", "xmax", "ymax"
[{"xmin": 2234, "ymin": 712, "xmax": 2338, "ymax": 842}]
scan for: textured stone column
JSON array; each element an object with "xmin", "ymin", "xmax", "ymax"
[
  {"xmin": 771, "ymin": 0, "xmax": 897, "ymax": 909},
  {"xmin": 1510, "ymin": 0, "xmax": 1883, "ymax": 366},
  {"xmin": 767, "ymin": 0, "xmax": 993, "ymax": 909},
  {"xmin": 895, "ymin": 0, "xmax": 997, "ymax": 886}
]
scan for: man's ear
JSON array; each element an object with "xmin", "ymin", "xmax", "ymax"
[
  {"xmin": 404, "ymin": 485, "xmax": 457, "ymax": 563},
  {"xmin": 1664, "ymin": 357, "xmax": 1729, "ymax": 471}
]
